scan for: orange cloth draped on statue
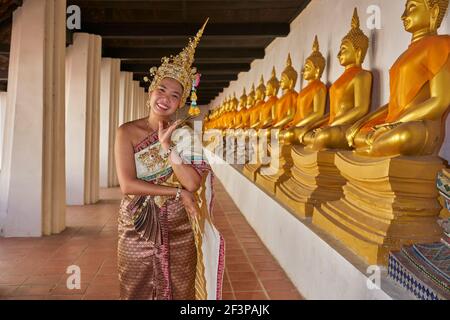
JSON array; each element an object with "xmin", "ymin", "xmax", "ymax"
[
  {"xmin": 258, "ymin": 96, "xmax": 278, "ymax": 128},
  {"xmin": 328, "ymin": 66, "xmax": 363, "ymax": 124},
  {"xmin": 360, "ymin": 35, "xmax": 450, "ymax": 132},
  {"xmin": 240, "ymin": 108, "xmax": 251, "ymax": 128},
  {"xmin": 249, "ymin": 100, "xmax": 265, "ymax": 127},
  {"xmin": 273, "ymin": 90, "xmax": 298, "ymax": 126},
  {"xmin": 286, "ymin": 80, "xmax": 326, "ymax": 128}
]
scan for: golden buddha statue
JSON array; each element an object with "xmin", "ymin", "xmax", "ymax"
[
  {"xmin": 255, "ymin": 55, "xmax": 299, "ymax": 193},
  {"xmin": 234, "ymin": 88, "xmax": 248, "ymax": 130},
  {"xmin": 270, "ymin": 54, "xmax": 299, "ymax": 131},
  {"xmin": 248, "ymin": 76, "xmax": 267, "ymax": 130},
  {"xmin": 256, "ymin": 67, "xmax": 280, "ymax": 130},
  {"xmin": 241, "ymin": 85, "xmax": 256, "ymax": 130},
  {"xmin": 303, "ymin": 8, "xmax": 372, "ymax": 151},
  {"xmin": 242, "ymin": 70, "xmax": 279, "ymax": 181},
  {"xmin": 313, "ymin": 1, "xmax": 449, "ymax": 265},
  {"xmin": 346, "ymin": 0, "xmax": 450, "ymax": 157},
  {"xmin": 279, "ymin": 36, "xmax": 327, "ymax": 145}
]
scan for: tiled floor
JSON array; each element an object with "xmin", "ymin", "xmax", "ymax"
[{"xmin": 0, "ymin": 180, "xmax": 303, "ymax": 300}]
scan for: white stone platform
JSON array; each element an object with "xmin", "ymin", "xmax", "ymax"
[{"xmin": 204, "ymin": 148, "xmax": 415, "ymax": 300}]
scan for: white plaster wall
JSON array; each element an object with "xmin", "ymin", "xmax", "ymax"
[
  {"xmin": 210, "ymin": 0, "xmax": 450, "ymax": 162},
  {"xmin": 0, "ymin": 92, "xmax": 6, "ymax": 170}
]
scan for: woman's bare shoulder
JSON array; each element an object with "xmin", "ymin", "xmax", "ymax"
[{"xmin": 117, "ymin": 118, "xmax": 149, "ymax": 144}]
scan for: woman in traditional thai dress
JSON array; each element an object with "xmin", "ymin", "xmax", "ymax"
[{"xmin": 114, "ymin": 20, "xmax": 225, "ymax": 300}]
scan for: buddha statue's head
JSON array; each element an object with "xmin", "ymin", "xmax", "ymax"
[
  {"xmin": 280, "ymin": 54, "xmax": 298, "ymax": 91},
  {"xmin": 238, "ymin": 88, "xmax": 247, "ymax": 111},
  {"xmin": 338, "ymin": 8, "xmax": 369, "ymax": 68},
  {"xmin": 231, "ymin": 93, "xmax": 239, "ymax": 111},
  {"xmin": 266, "ymin": 67, "xmax": 280, "ymax": 97},
  {"xmin": 303, "ymin": 35, "xmax": 326, "ymax": 81},
  {"xmin": 247, "ymin": 85, "xmax": 256, "ymax": 109},
  {"xmin": 255, "ymin": 75, "xmax": 266, "ymax": 102},
  {"xmin": 401, "ymin": 0, "xmax": 449, "ymax": 35}
]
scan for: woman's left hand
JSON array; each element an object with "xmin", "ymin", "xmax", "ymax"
[
  {"xmin": 158, "ymin": 120, "xmax": 181, "ymax": 151},
  {"xmin": 180, "ymin": 190, "xmax": 199, "ymax": 218}
]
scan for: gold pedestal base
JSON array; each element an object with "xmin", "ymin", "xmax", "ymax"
[
  {"xmin": 313, "ymin": 152, "xmax": 444, "ymax": 265},
  {"xmin": 255, "ymin": 144, "xmax": 293, "ymax": 195},
  {"xmin": 276, "ymin": 147, "xmax": 346, "ymax": 219},
  {"xmin": 243, "ymin": 163, "xmax": 262, "ymax": 182}
]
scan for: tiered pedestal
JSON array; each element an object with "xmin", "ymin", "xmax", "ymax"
[
  {"xmin": 255, "ymin": 144, "xmax": 293, "ymax": 195},
  {"xmin": 276, "ymin": 146, "xmax": 346, "ymax": 219},
  {"xmin": 313, "ymin": 152, "xmax": 444, "ymax": 265},
  {"xmin": 243, "ymin": 131, "xmax": 269, "ymax": 182}
]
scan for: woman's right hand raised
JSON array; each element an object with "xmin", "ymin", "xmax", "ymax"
[{"xmin": 180, "ymin": 190, "xmax": 199, "ymax": 218}]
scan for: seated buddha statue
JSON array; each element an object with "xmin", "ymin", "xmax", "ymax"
[
  {"xmin": 346, "ymin": 0, "xmax": 450, "ymax": 157},
  {"xmin": 247, "ymin": 76, "xmax": 267, "ymax": 131},
  {"xmin": 255, "ymin": 67, "xmax": 280, "ymax": 131},
  {"xmin": 303, "ymin": 8, "xmax": 373, "ymax": 151},
  {"xmin": 233, "ymin": 88, "xmax": 248, "ymax": 130},
  {"xmin": 279, "ymin": 36, "xmax": 327, "ymax": 145},
  {"xmin": 270, "ymin": 54, "xmax": 299, "ymax": 133},
  {"xmin": 240, "ymin": 85, "xmax": 256, "ymax": 130},
  {"xmin": 223, "ymin": 93, "xmax": 238, "ymax": 131}
]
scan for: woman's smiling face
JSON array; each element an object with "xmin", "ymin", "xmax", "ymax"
[{"xmin": 149, "ymin": 77, "xmax": 184, "ymax": 117}]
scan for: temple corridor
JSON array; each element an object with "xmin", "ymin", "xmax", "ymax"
[{"xmin": 0, "ymin": 180, "xmax": 303, "ymax": 300}]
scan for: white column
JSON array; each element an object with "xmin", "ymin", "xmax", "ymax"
[
  {"xmin": 65, "ymin": 33, "xmax": 102, "ymax": 205},
  {"xmin": 119, "ymin": 71, "xmax": 133, "ymax": 126},
  {"xmin": 0, "ymin": 92, "xmax": 6, "ymax": 170},
  {"xmin": 131, "ymin": 81, "xmax": 140, "ymax": 121},
  {"xmin": 141, "ymin": 89, "xmax": 148, "ymax": 119},
  {"xmin": 0, "ymin": 0, "xmax": 66, "ymax": 237},
  {"xmin": 99, "ymin": 58, "xmax": 120, "ymax": 188}
]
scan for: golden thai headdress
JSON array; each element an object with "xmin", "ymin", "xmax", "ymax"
[
  {"xmin": 425, "ymin": 0, "xmax": 449, "ymax": 28},
  {"xmin": 306, "ymin": 35, "xmax": 326, "ymax": 78},
  {"xmin": 145, "ymin": 18, "xmax": 209, "ymax": 108},
  {"xmin": 342, "ymin": 8, "xmax": 369, "ymax": 62}
]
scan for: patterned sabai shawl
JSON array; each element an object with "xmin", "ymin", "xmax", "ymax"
[{"xmin": 132, "ymin": 125, "xmax": 225, "ymax": 300}]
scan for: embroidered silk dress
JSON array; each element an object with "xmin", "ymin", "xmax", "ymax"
[{"xmin": 118, "ymin": 125, "xmax": 225, "ymax": 300}]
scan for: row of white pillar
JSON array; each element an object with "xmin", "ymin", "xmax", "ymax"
[{"xmin": 0, "ymin": 0, "xmax": 148, "ymax": 237}]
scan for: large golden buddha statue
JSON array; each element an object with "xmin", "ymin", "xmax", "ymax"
[
  {"xmin": 279, "ymin": 36, "xmax": 327, "ymax": 145},
  {"xmin": 303, "ymin": 8, "xmax": 372, "ymax": 150},
  {"xmin": 346, "ymin": 0, "xmax": 450, "ymax": 157},
  {"xmin": 255, "ymin": 55, "xmax": 299, "ymax": 193},
  {"xmin": 313, "ymin": 0, "xmax": 449, "ymax": 265}
]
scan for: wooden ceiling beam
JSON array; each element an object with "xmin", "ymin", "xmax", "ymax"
[
  {"xmin": 122, "ymin": 62, "xmax": 251, "ymax": 74},
  {"xmin": 82, "ymin": 23, "xmax": 290, "ymax": 38},
  {"xmin": 103, "ymin": 47, "xmax": 264, "ymax": 60}
]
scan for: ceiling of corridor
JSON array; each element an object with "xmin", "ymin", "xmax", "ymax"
[{"xmin": 0, "ymin": 0, "xmax": 311, "ymax": 105}]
